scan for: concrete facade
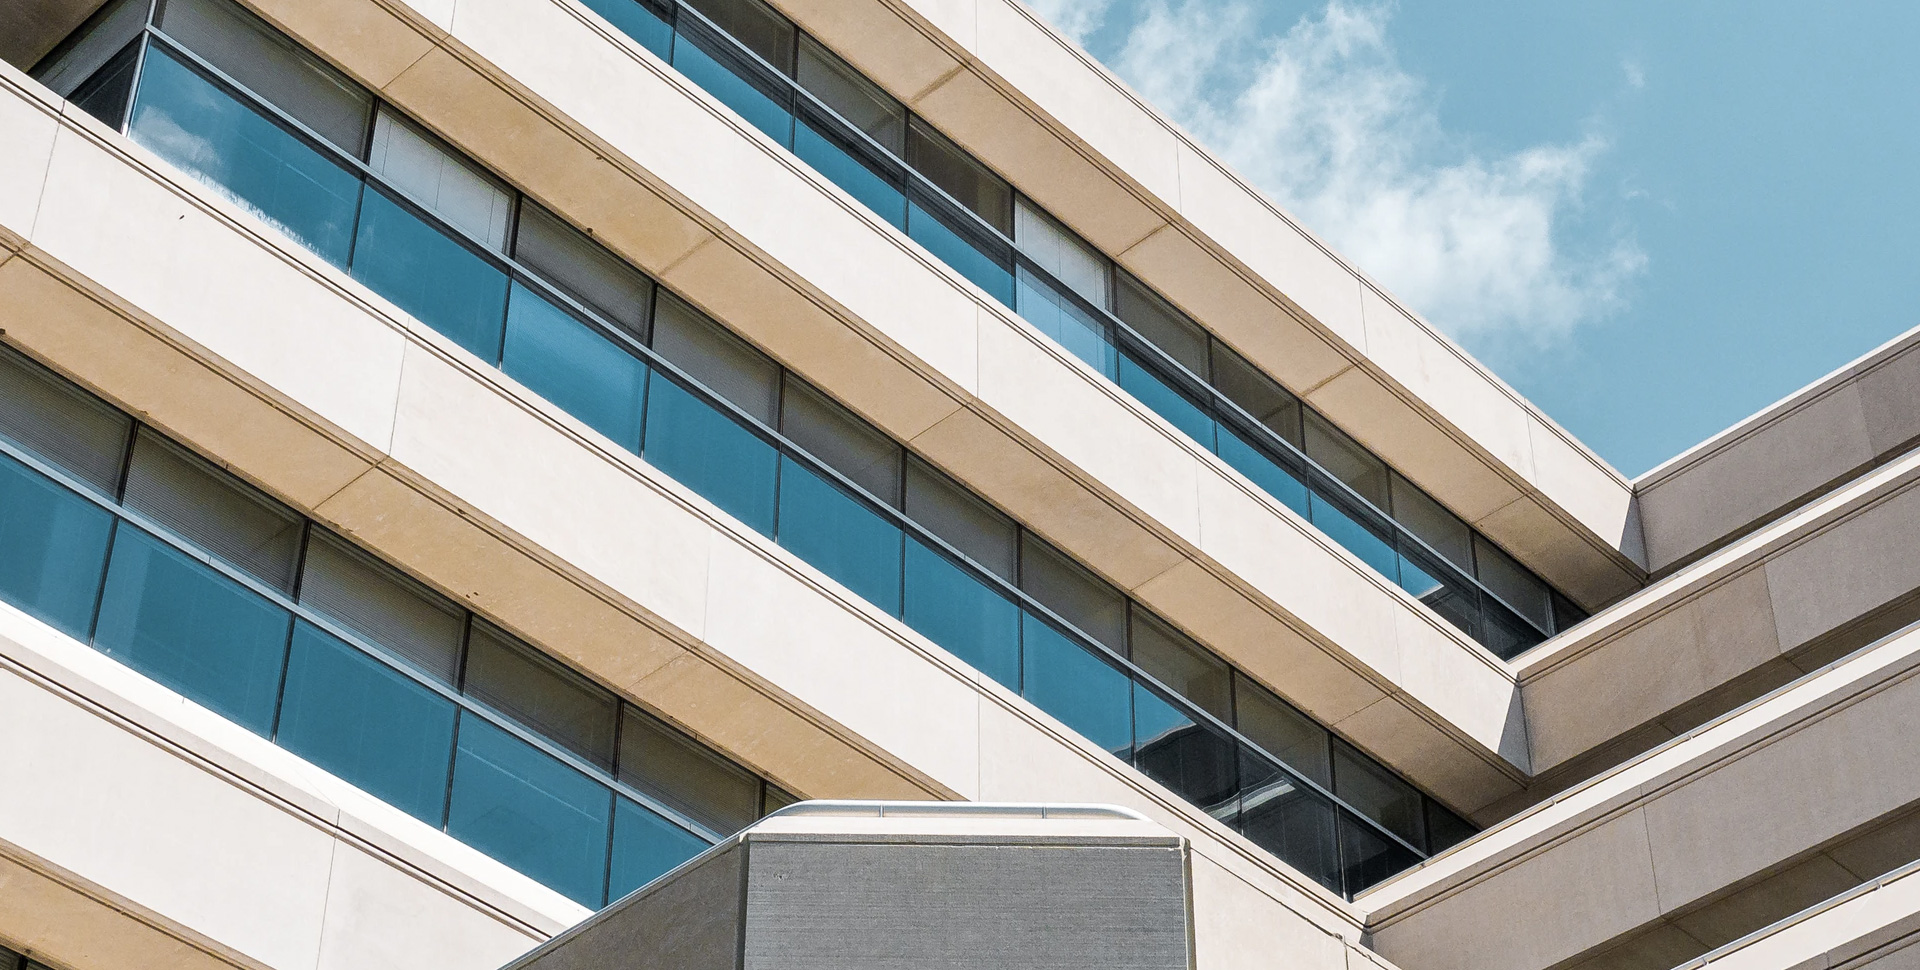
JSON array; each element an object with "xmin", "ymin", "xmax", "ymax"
[
  {"xmin": 0, "ymin": 1, "xmax": 1912, "ymax": 970},
  {"xmin": 1636, "ymin": 323, "xmax": 1920, "ymax": 577},
  {"xmin": 1367, "ymin": 622, "xmax": 1920, "ymax": 970}
]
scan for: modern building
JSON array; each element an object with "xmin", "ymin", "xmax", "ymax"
[{"xmin": 0, "ymin": 0, "xmax": 1914, "ymax": 967}]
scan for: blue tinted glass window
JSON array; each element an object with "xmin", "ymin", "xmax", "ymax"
[
  {"xmin": 93, "ymin": 527, "xmax": 293, "ymax": 735},
  {"xmin": 1395, "ymin": 547, "xmax": 1443, "ymax": 600},
  {"xmin": 1416, "ymin": 581, "xmax": 1480, "ymax": 642},
  {"xmin": 1017, "ymin": 268, "xmax": 1116, "ymax": 378},
  {"xmin": 1234, "ymin": 683, "xmax": 1331, "ymax": 788},
  {"xmin": 907, "ymin": 202, "xmax": 1014, "ymax": 306},
  {"xmin": 276, "ymin": 621, "xmax": 457, "ymax": 824},
  {"xmin": 684, "ymin": 0, "xmax": 795, "ymax": 73},
  {"xmin": 502, "ymin": 282, "xmax": 648, "ymax": 452},
  {"xmin": 642, "ymin": 375, "xmax": 778, "ymax": 535},
  {"xmin": 579, "ymin": 0, "xmax": 673, "ymax": 58},
  {"xmin": 775, "ymin": 457, "xmax": 903, "ymax": 615},
  {"xmin": 1397, "ymin": 545, "xmax": 1498, "ymax": 648},
  {"xmin": 1236, "ymin": 751, "xmax": 1342, "ymax": 895},
  {"xmin": 447, "ymin": 715, "xmax": 614, "ymax": 907},
  {"xmin": 351, "ymin": 188, "xmax": 511, "ymax": 361},
  {"xmin": 902, "ymin": 539, "xmax": 1019, "ymax": 688},
  {"xmin": 0, "ymin": 456, "xmax": 114, "ymax": 639},
  {"xmin": 1117, "ymin": 353, "xmax": 1213, "ymax": 448},
  {"xmin": 617, "ymin": 707, "xmax": 761, "ymax": 835},
  {"xmin": 1332, "ymin": 739, "xmax": 1426, "ymax": 850},
  {"xmin": 795, "ymin": 118, "xmax": 906, "ymax": 230},
  {"xmin": 608, "ymin": 796, "xmax": 710, "ymax": 900},
  {"xmin": 1214, "ymin": 428, "xmax": 1310, "ymax": 518},
  {"xmin": 1552, "ymin": 592, "xmax": 1587, "ymax": 635},
  {"xmin": 671, "ymin": 26, "xmax": 793, "ymax": 145},
  {"xmin": 129, "ymin": 46, "xmax": 361, "ymax": 268},
  {"xmin": 69, "ymin": 39, "xmax": 139, "ymax": 130},
  {"xmin": 1426, "ymin": 801, "xmax": 1476, "ymax": 854},
  {"xmin": 155, "ymin": 0, "xmax": 373, "ymax": 154},
  {"xmin": 0, "ymin": 347, "xmax": 133, "ymax": 496},
  {"xmin": 1020, "ymin": 612, "xmax": 1130, "ymax": 757},
  {"xmin": 1132, "ymin": 683, "xmax": 1238, "ymax": 815},
  {"xmin": 907, "ymin": 118, "xmax": 1011, "ymax": 234},
  {"xmin": 1474, "ymin": 534, "xmax": 1553, "ymax": 633},
  {"xmin": 796, "ymin": 39, "xmax": 905, "ymax": 153},
  {"xmin": 1339, "ymin": 808, "xmax": 1420, "ymax": 896},
  {"xmin": 1478, "ymin": 601, "xmax": 1544, "ymax": 661},
  {"xmin": 1309, "ymin": 492, "xmax": 1400, "ymax": 583}
]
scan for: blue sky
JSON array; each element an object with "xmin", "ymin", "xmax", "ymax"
[{"xmin": 1033, "ymin": 0, "xmax": 1920, "ymax": 476}]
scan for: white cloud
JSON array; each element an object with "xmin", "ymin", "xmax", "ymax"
[
  {"xmin": 1023, "ymin": 0, "xmax": 1117, "ymax": 42},
  {"xmin": 1094, "ymin": 0, "xmax": 1643, "ymax": 347},
  {"xmin": 1622, "ymin": 57, "xmax": 1647, "ymax": 90}
]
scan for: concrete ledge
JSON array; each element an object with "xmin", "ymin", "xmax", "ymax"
[
  {"xmin": 1536, "ymin": 807, "xmax": 1920, "ymax": 970},
  {"xmin": 0, "ymin": 62, "xmax": 1412, "ymax": 951},
  {"xmin": 0, "ymin": 601, "xmax": 563, "ymax": 970},
  {"xmin": 769, "ymin": 0, "xmax": 1645, "ymax": 603},
  {"xmin": 1638, "ymin": 322, "xmax": 1920, "ymax": 576},
  {"xmin": 1362, "ymin": 621, "xmax": 1920, "ymax": 970},
  {"xmin": 210, "ymin": 0, "xmax": 1533, "ymax": 810},
  {"xmin": 0, "ymin": 59, "xmax": 941, "ymax": 807},
  {"xmin": 1518, "ymin": 447, "xmax": 1920, "ymax": 783},
  {"xmin": 0, "ymin": 844, "xmax": 257, "ymax": 970},
  {"xmin": 1685, "ymin": 859, "xmax": 1920, "ymax": 970}
]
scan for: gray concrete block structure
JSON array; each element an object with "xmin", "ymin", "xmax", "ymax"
[
  {"xmin": 0, "ymin": 1, "xmax": 1910, "ymax": 970},
  {"xmin": 510, "ymin": 803, "xmax": 1191, "ymax": 970}
]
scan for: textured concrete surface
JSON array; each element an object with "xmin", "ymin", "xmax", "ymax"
[
  {"xmin": 0, "ymin": 61, "xmax": 1382, "ymax": 952},
  {"xmin": 1367, "ymin": 621, "xmax": 1920, "ymax": 970},
  {"xmin": 1519, "ymin": 451, "xmax": 1920, "ymax": 785},
  {"xmin": 774, "ymin": 0, "xmax": 1645, "ymax": 599},
  {"xmin": 0, "ymin": 600, "xmax": 562, "ymax": 970},
  {"xmin": 510, "ymin": 807, "xmax": 1191, "ymax": 970},
  {"xmin": 513, "ymin": 846, "xmax": 743, "ymax": 970},
  {"xmin": 1639, "ymin": 323, "xmax": 1920, "ymax": 575},
  {"xmin": 0, "ymin": 3, "xmax": 1539, "ymax": 819}
]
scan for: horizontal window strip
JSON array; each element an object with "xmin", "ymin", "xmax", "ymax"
[
  {"xmin": 29, "ymin": 0, "xmax": 1478, "ymax": 897},
  {"xmin": 601, "ymin": 0, "xmax": 1589, "ymax": 658},
  {"xmin": 0, "ymin": 345, "xmax": 793, "ymax": 909}
]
